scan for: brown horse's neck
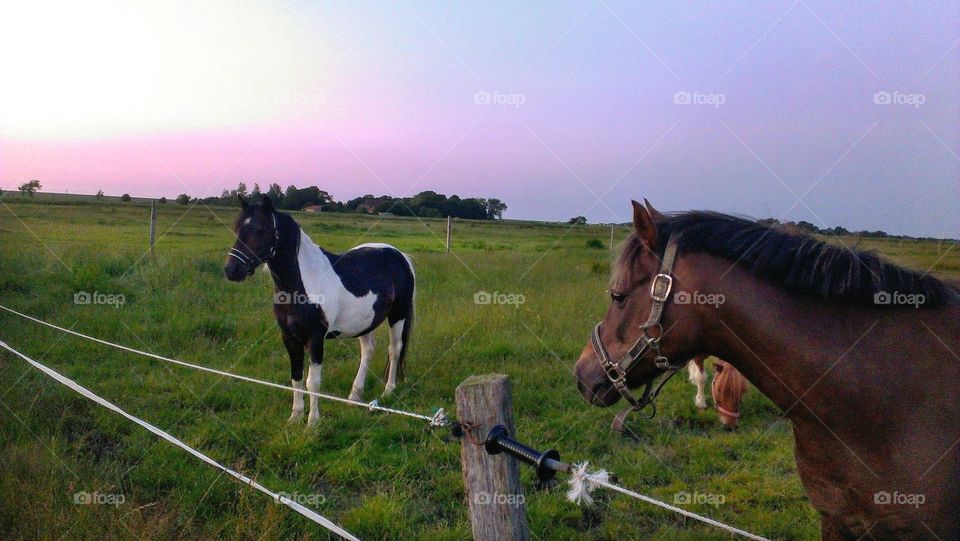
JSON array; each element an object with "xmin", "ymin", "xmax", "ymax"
[{"xmin": 678, "ymin": 254, "xmax": 889, "ymax": 418}]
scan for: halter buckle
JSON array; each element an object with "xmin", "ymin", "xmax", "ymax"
[
  {"xmin": 650, "ymin": 273, "xmax": 673, "ymax": 303},
  {"xmin": 603, "ymin": 364, "xmax": 625, "ymax": 383}
]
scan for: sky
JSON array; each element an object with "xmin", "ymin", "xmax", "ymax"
[{"xmin": 0, "ymin": 1, "xmax": 957, "ymax": 237}]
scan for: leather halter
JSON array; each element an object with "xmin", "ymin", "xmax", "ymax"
[
  {"xmin": 227, "ymin": 212, "xmax": 280, "ymax": 274},
  {"xmin": 590, "ymin": 234, "xmax": 686, "ymax": 431}
]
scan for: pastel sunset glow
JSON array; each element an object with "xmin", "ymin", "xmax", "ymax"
[{"xmin": 1, "ymin": 1, "xmax": 957, "ymax": 236}]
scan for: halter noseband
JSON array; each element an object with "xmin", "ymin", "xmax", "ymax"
[
  {"xmin": 590, "ymin": 233, "xmax": 686, "ymax": 431},
  {"xmin": 227, "ymin": 212, "xmax": 280, "ymax": 274}
]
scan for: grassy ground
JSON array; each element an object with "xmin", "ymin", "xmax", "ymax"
[{"xmin": 1, "ymin": 197, "xmax": 956, "ymax": 540}]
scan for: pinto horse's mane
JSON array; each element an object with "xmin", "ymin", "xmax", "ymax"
[{"xmin": 616, "ymin": 211, "xmax": 958, "ymax": 308}]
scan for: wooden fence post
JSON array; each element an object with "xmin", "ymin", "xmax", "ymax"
[
  {"xmin": 446, "ymin": 216, "xmax": 452, "ymax": 253},
  {"xmin": 149, "ymin": 200, "xmax": 157, "ymax": 255},
  {"xmin": 456, "ymin": 374, "xmax": 530, "ymax": 541}
]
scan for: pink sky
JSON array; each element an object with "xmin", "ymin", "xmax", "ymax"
[{"xmin": 1, "ymin": 1, "xmax": 958, "ymax": 235}]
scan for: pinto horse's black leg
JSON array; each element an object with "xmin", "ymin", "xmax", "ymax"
[
  {"xmin": 306, "ymin": 333, "xmax": 325, "ymax": 427},
  {"xmin": 282, "ymin": 333, "xmax": 305, "ymax": 422}
]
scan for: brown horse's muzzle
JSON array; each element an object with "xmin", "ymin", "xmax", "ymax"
[{"xmin": 574, "ymin": 345, "xmax": 622, "ymax": 407}]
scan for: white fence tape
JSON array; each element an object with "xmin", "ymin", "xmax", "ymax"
[
  {"xmin": 0, "ymin": 304, "xmax": 447, "ymax": 427},
  {"xmin": 0, "ymin": 340, "xmax": 359, "ymax": 541}
]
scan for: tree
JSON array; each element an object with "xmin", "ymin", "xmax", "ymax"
[
  {"xmin": 251, "ymin": 183, "xmax": 262, "ymax": 197},
  {"xmin": 266, "ymin": 183, "xmax": 284, "ymax": 206},
  {"xmin": 796, "ymin": 221, "xmax": 819, "ymax": 234},
  {"xmin": 176, "ymin": 193, "xmax": 190, "ymax": 205},
  {"xmin": 121, "ymin": 193, "xmax": 131, "ymax": 202},
  {"xmin": 236, "ymin": 182, "xmax": 248, "ymax": 198},
  {"xmin": 568, "ymin": 216, "xmax": 587, "ymax": 225},
  {"xmin": 96, "ymin": 190, "xmax": 104, "ymax": 199},
  {"xmin": 159, "ymin": 196, "xmax": 167, "ymax": 204},
  {"xmin": 283, "ymin": 185, "xmax": 299, "ymax": 209},
  {"xmin": 486, "ymin": 198, "xmax": 507, "ymax": 220},
  {"xmin": 18, "ymin": 179, "xmax": 41, "ymax": 197}
]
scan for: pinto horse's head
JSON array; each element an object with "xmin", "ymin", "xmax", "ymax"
[
  {"xmin": 575, "ymin": 200, "xmax": 706, "ymax": 407},
  {"xmin": 224, "ymin": 195, "xmax": 279, "ymax": 282}
]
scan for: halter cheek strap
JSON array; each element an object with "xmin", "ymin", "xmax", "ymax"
[{"xmin": 590, "ymin": 234, "xmax": 686, "ymax": 431}]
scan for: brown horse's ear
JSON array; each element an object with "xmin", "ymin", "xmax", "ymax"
[
  {"xmin": 644, "ymin": 199, "xmax": 665, "ymax": 222},
  {"xmin": 261, "ymin": 196, "xmax": 274, "ymax": 213},
  {"xmin": 238, "ymin": 194, "xmax": 248, "ymax": 210},
  {"xmin": 632, "ymin": 199, "xmax": 658, "ymax": 248}
]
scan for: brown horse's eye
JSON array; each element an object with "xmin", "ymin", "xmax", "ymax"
[{"xmin": 609, "ymin": 291, "xmax": 627, "ymax": 304}]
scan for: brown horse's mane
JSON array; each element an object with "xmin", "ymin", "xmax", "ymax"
[{"xmin": 616, "ymin": 211, "xmax": 959, "ymax": 308}]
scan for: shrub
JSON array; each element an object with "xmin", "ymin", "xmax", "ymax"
[{"xmin": 586, "ymin": 238, "xmax": 604, "ymax": 249}]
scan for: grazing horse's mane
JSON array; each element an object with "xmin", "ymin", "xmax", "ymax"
[{"xmin": 615, "ymin": 211, "xmax": 958, "ymax": 308}]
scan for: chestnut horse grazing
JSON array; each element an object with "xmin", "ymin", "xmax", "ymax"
[
  {"xmin": 687, "ymin": 355, "xmax": 747, "ymax": 428},
  {"xmin": 575, "ymin": 200, "xmax": 960, "ymax": 540}
]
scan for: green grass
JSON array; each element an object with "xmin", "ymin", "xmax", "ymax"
[{"xmin": 1, "ymin": 197, "xmax": 956, "ymax": 540}]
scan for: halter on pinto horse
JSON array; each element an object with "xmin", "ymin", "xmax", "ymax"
[{"xmin": 575, "ymin": 199, "xmax": 960, "ymax": 540}]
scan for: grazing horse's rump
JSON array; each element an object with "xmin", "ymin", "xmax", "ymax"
[
  {"xmin": 225, "ymin": 196, "xmax": 415, "ymax": 426},
  {"xmin": 575, "ymin": 199, "xmax": 960, "ymax": 539}
]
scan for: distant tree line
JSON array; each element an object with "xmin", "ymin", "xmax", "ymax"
[
  {"xmin": 173, "ymin": 183, "xmax": 507, "ymax": 220},
  {"xmin": 346, "ymin": 191, "xmax": 506, "ymax": 220},
  {"xmin": 761, "ymin": 219, "xmax": 897, "ymax": 239}
]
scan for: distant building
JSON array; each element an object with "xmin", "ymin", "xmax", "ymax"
[{"xmin": 303, "ymin": 204, "xmax": 323, "ymax": 212}]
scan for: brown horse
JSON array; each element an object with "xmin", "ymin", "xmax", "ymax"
[
  {"xmin": 687, "ymin": 355, "xmax": 747, "ymax": 428},
  {"xmin": 575, "ymin": 200, "xmax": 960, "ymax": 540}
]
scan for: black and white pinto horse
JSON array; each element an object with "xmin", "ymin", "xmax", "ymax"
[{"xmin": 224, "ymin": 196, "xmax": 415, "ymax": 426}]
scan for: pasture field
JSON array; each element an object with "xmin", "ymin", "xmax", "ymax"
[{"xmin": 1, "ymin": 197, "xmax": 957, "ymax": 540}]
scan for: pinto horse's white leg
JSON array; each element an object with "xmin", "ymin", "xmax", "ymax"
[
  {"xmin": 349, "ymin": 333, "xmax": 375, "ymax": 402},
  {"xmin": 688, "ymin": 357, "xmax": 708, "ymax": 409},
  {"xmin": 305, "ymin": 336, "xmax": 326, "ymax": 427},
  {"xmin": 384, "ymin": 319, "xmax": 404, "ymax": 397},
  {"xmin": 289, "ymin": 379, "xmax": 305, "ymax": 422},
  {"xmin": 306, "ymin": 363, "xmax": 322, "ymax": 427}
]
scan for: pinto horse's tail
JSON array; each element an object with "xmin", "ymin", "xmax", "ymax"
[
  {"xmin": 386, "ymin": 252, "xmax": 415, "ymax": 381},
  {"xmin": 396, "ymin": 293, "xmax": 413, "ymax": 380}
]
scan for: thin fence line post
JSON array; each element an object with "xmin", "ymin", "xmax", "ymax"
[
  {"xmin": 446, "ymin": 215, "xmax": 452, "ymax": 253},
  {"xmin": 610, "ymin": 224, "xmax": 615, "ymax": 257},
  {"xmin": 149, "ymin": 200, "xmax": 157, "ymax": 256}
]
